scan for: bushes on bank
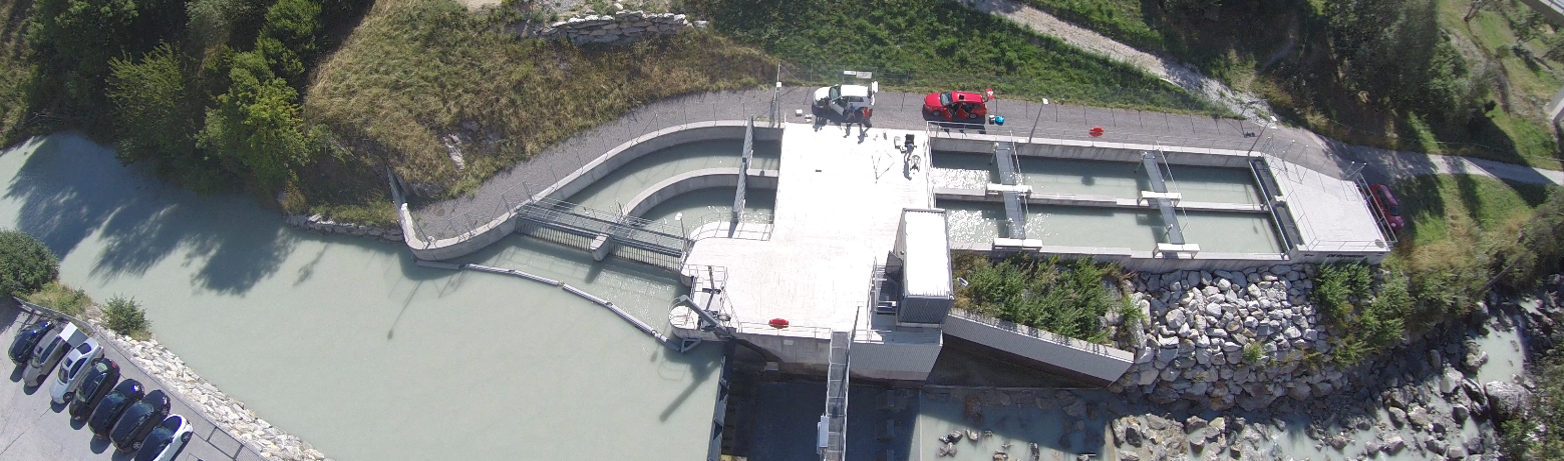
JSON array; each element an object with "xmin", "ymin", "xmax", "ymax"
[
  {"xmin": 954, "ymin": 254, "xmax": 1123, "ymax": 343},
  {"xmin": 0, "ymin": 230, "xmax": 58, "ymax": 298},
  {"xmin": 103, "ymin": 295, "xmax": 151, "ymax": 339}
]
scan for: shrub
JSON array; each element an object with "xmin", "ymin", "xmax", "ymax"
[
  {"xmin": 954, "ymin": 254, "xmax": 1122, "ymax": 343},
  {"xmin": 0, "ymin": 230, "xmax": 59, "ymax": 298},
  {"xmin": 1242, "ymin": 341, "xmax": 1264, "ymax": 366},
  {"xmin": 103, "ymin": 295, "xmax": 151, "ymax": 339},
  {"xmin": 23, "ymin": 282, "xmax": 92, "ymax": 317}
]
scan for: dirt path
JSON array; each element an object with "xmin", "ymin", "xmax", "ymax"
[{"xmin": 962, "ymin": 0, "xmax": 1270, "ymax": 120}]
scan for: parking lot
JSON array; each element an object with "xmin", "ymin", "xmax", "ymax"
[{"xmin": 2, "ymin": 300, "xmax": 268, "ymax": 461}]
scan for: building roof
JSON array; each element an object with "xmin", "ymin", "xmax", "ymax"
[{"xmin": 901, "ymin": 209, "xmax": 952, "ymax": 299}]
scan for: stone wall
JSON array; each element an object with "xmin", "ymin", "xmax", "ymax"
[
  {"xmin": 1108, "ymin": 264, "xmax": 1350, "ymax": 411},
  {"xmin": 286, "ymin": 213, "xmax": 403, "ymax": 244},
  {"xmin": 533, "ymin": 11, "xmax": 705, "ymax": 45}
]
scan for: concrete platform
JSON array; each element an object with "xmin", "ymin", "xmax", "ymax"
[
  {"xmin": 1264, "ymin": 154, "xmax": 1390, "ymax": 258},
  {"xmin": 683, "ymin": 124, "xmax": 941, "ymax": 379}
]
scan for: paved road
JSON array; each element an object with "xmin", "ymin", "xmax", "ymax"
[{"xmin": 1, "ymin": 301, "xmax": 266, "ymax": 461}]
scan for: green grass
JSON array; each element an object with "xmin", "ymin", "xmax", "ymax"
[
  {"xmin": 0, "ymin": 0, "xmax": 34, "ymax": 140},
  {"xmin": 952, "ymin": 253, "xmax": 1123, "ymax": 344},
  {"xmin": 1007, "ymin": 0, "xmax": 1563, "ymax": 170},
  {"xmin": 685, "ymin": 0, "xmax": 1216, "ymax": 113},
  {"xmin": 1387, "ymin": 174, "xmax": 1556, "ymax": 328},
  {"xmin": 1018, "ymin": 0, "xmax": 1163, "ymax": 52},
  {"xmin": 305, "ymin": 0, "xmax": 775, "ymax": 202},
  {"xmin": 23, "ymin": 281, "xmax": 93, "ymax": 317}
]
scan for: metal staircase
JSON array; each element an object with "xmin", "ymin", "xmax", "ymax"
[{"xmin": 819, "ymin": 330, "xmax": 852, "ymax": 461}]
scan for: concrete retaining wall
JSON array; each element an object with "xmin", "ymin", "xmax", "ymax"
[
  {"xmin": 849, "ymin": 337, "xmax": 943, "ymax": 382},
  {"xmin": 403, "ymin": 121, "xmax": 783, "ymax": 260},
  {"xmin": 949, "ymin": 246, "xmax": 1289, "ymax": 272},
  {"xmin": 530, "ymin": 11, "xmax": 705, "ymax": 45},
  {"xmin": 622, "ymin": 168, "xmax": 780, "ymax": 218},
  {"xmin": 942, "ymin": 308, "xmax": 1134, "ymax": 387}
]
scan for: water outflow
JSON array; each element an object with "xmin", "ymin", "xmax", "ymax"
[{"xmin": 0, "ymin": 135, "xmax": 722, "ymax": 461}]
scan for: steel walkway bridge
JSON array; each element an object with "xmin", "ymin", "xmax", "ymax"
[{"xmin": 992, "ymin": 141, "xmax": 1027, "ymax": 239}]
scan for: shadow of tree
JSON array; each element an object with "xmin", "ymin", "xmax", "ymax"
[{"xmin": 4, "ymin": 134, "xmax": 296, "ymax": 295}]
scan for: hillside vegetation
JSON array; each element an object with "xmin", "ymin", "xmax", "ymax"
[
  {"xmin": 1018, "ymin": 0, "xmax": 1564, "ymax": 169},
  {"xmin": 307, "ymin": 0, "xmax": 774, "ymax": 202},
  {"xmin": 685, "ymin": 0, "xmax": 1216, "ymax": 113}
]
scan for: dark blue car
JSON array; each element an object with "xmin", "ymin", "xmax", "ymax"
[
  {"xmin": 69, "ymin": 358, "xmax": 120, "ymax": 420},
  {"xmin": 111, "ymin": 389, "xmax": 171, "ymax": 452},
  {"xmin": 88, "ymin": 379, "xmax": 144, "ymax": 438},
  {"xmin": 7, "ymin": 320, "xmax": 55, "ymax": 364}
]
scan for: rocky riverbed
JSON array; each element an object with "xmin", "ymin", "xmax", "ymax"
[{"xmin": 919, "ymin": 266, "xmax": 1560, "ymax": 461}]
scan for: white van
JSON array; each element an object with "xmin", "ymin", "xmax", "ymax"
[{"xmin": 22, "ymin": 323, "xmax": 88, "ymax": 388}]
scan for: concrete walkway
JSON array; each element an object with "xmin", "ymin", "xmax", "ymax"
[{"xmin": 2, "ymin": 301, "xmax": 267, "ymax": 461}]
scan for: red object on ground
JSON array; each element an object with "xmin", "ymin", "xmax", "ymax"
[
  {"xmin": 769, "ymin": 318, "xmax": 790, "ymax": 329},
  {"xmin": 1089, "ymin": 126, "xmax": 1105, "ymax": 137}
]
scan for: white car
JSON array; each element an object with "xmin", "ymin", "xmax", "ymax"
[
  {"xmin": 49, "ymin": 337, "xmax": 104, "ymax": 403},
  {"xmin": 134, "ymin": 414, "xmax": 194, "ymax": 461},
  {"xmin": 813, "ymin": 81, "xmax": 878, "ymax": 116},
  {"xmin": 22, "ymin": 323, "xmax": 88, "ymax": 388}
]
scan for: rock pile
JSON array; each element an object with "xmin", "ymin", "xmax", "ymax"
[
  {"xmin": 1111, "ymin": 265, "xmax": 1353, "ymax": 411},
  {"xmin": 286, "ymin": 213, "xmax": 403, "ymax": 244},
  {"xmin": 90, "ymin": 324, "xmax": 331, "ymax": 461},
  {"xmin": 533, "ymin": 11, "xmax": 705, "ymax": 45}
]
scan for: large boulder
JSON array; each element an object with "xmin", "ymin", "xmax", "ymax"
[{"xmin": 1484, "ymin": 381, "xmax": 1534, "ymax": 419}]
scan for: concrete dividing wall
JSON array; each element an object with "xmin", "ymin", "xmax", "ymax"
[
  {"xmin": 929, "ymin": 135, "xmax": 1257, "ymax": 169},
  {"xmin": 404, "ymin": 121, "xmax": 783, "ymax": 260},
  {"xmin": 942, "ymin": 308, "xmax": 1133, "ymax": 387},
  {"xmin": 623, "ymin": 168, "xmax": 780, "ymax": 218},
  {"xmin": 849, "ymin": 337, "xmax": 943, "ymax": 382}
]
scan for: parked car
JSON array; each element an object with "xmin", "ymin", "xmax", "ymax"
[
  {"xmin": 88, "ymin": 379, "xmax": 144, "ymax": 438},
  {"xmin": 922, "ymin": 90, "xmax": 989, "ymax": 121},
  {"xmin": 812, "ymin": 81, "xmax": 877, "ymax": 116},
  {"xmin": 49, "ymin": 337, "xmax": 104, "ymax": 403},
  {"xmin": 68, "ymin": 358, "xmax": 121, "ymax": 421},
  {"xmin": 111, "ymin": 390, "xmax": 171, "ymax": 452},
  {"xmin": 8, "ymin": 319, "xmax": 55, "ymax": 364},
  {"xmin": 135, "ymin": 414, "xmax": 193, "ymax": 461},
  {"xmin": 1368, "ymin": 184, "xmax": 1405, "ymax": 230},
  {"xmin": 22, "ymin": 323, "xmax": 88, "ymax": 387}
]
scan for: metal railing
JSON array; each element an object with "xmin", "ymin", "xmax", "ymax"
[{"xmin": 410, "ymin": 93, "xmax": 777, "ymax": 241}]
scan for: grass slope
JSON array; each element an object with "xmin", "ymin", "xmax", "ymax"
[
  {"xmin": 305, "ymin": 0, "xmax": 774, "ymax": 201},
  {"xmin": 0, "ymin": 0, "xmax": 33, "ymax": 139},
  {"xmin": 1018, "ymin": 0, "xmax": 1563, "ymax": 170},
  {"xmin": 686, "ymin": 0, "xmax": 1215, "ymax": 113}
]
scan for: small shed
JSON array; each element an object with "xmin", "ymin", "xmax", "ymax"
[{"xmin": 892, "ymin": 209, "xmax": 954, "ymax": 326}]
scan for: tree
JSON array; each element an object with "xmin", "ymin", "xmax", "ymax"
[
  {"xmin": 0, "ymin": 230, "xmax": 58, "ymax": 298},
  {"xmin": 196, "ymin": 51, "xmax": 315, "ymax": 191},
  {"xmin": 107, "ymin": 44, "xmax": 221, "ymax": 188}
]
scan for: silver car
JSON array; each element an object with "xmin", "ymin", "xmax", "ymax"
[
  {"xmin": 49, "ymin": 337, "xmax": 104, "ymax": 403},
  {"xmin": 22, "ymin": 323, "xmax": 87, "ymax": 388}
]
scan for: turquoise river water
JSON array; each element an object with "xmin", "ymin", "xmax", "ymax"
[{"xmin": 0, "ymin": 135, "xmax": 726, "ymax": 461}]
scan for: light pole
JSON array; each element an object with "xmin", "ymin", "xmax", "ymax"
[{"xmin": 1247, "ymin": 115, "xmax": 1278, "ymax": 156}]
